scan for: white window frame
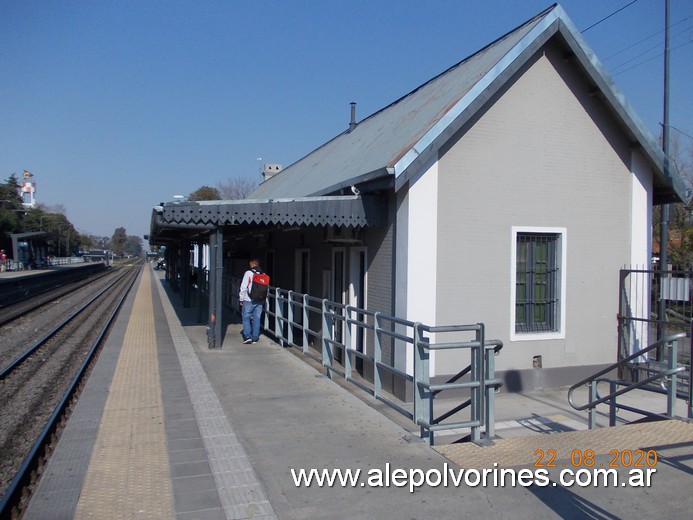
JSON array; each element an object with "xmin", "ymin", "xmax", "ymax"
[{"xmin": 510, "ymin": 226, "xmax": 567, "ymax": 342}]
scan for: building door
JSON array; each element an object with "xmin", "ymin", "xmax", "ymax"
[
  {"xmin": 349, "ymin": 247, "xmax": 367, "ymax": 372},
  {"xmin": 331, "ymin": 248, "xmax": 346, "ymax": 363},
  {"xmin": 294, "ymin": 249, "xmax": 310, "ymax": 345},
  {"xmin": 264, "ymin": 250, "xmax": 274, "ymax": 281},
  {"xmin": 295, "ymin": 249, "xmax": 310, "ymax": 294}
]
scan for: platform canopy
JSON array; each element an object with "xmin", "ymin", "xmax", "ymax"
[
  {"xmin": 149, "ymin": 194, "xmax": 387, "ymax": 244},
  {"xmin": 10, "ymin": 231, "xmax": 49, "ymax": 262}
]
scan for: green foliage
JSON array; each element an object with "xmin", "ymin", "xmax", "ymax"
[
  {"xmin": 1, "ymin": 174, "xmax": 141, "ymax": 258},
  {"xmin": 189, "ymin": 186, "xmax": 221, "ymax": 201},
  {"xmin": 0, "ymin": 175, "xmax": 87, "ymax": 256},
  {"xmin": 0, "ymin": 174, "xmax": 24, "ymax": 239},
  {"xmin": 125, "ymin": 235, "xmax": 143, "ymax": 257},
  {"xmin": 654, "ymin": 137, "xmax": 693, "ymax": 267},
  {"xmin": 89, "ymin": 235, "xmax": 110, "ymax": 249},
  {"xmin": 0, "ymin": 174, "xmax": 22, "ymax": 206},
  {"xmin": 111, "ymin": 227, "xmax": 128, "ymax": 256}
]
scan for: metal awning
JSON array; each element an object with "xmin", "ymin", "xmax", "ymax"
[{"xmin": 149, "ymin": 194, "xmax": 387, "ymax": 244}]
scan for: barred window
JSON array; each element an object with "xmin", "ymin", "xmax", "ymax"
[{"xmin": 515, "ymin": 232, "xmax": 561, "ymax": 333}]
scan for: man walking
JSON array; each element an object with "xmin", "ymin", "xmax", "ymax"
[{"xmin": 239, "ymin": 258, "xmax": 269, "ymax": 344}]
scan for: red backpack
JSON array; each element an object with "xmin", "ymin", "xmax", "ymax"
[{"xmin": 248, "ymin": 268, "xmax": 270, "ymax": 301}]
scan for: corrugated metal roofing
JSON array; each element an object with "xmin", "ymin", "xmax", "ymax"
[
  {"xmin": 150, "ymin": 195, "xmax": 386, "ymax": 242},
  {"xmin": 253, "ymin": 7, "xmax": 547, "ymax": 199},
  {"xmin": 252, "ymin": 3, "xmax": 687, "ymax": 204}
]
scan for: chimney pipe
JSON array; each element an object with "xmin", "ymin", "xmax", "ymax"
[{"xmin": 349, "ymin": 102, "xmax": 357, "ymax": 132}]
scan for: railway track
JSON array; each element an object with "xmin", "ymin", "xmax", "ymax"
[
  {"xmin": 0, "ymin": 264, "xmax": 112, "ymax": 326},
  {"xmin": 0, "ymin": 263, "xmax": 141, "ymax": 518},
  {"xmin": 0, "ymin": 265, "xmax": 129, "ymax": 371}
]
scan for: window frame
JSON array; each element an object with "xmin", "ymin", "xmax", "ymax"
[{"xmin": 510, "ymin": 227, "xmax": 567, "ymax": 341}]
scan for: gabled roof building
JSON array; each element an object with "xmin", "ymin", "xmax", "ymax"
[{"xmin": 150, "ymin": 4, "xmax": 687, "ymax": 392}]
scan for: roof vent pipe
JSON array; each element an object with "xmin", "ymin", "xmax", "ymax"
[{"xmin": 349, "ymin": 102, "xmax": 357, "ymax": 132}]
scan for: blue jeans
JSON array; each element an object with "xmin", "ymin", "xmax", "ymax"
[{"xmin": 242, "ymin": 301, "xmax": 263, "ymax": 341}]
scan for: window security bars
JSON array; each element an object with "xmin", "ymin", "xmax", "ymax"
[
  {"xmin": 515, "ymin": 233, "xmax": 560, "ymax": 333},
  {"xmin": 263, "ymin": 287, "xmax": 503, "ymax": 445}
]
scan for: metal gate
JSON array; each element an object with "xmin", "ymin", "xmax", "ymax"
[{"xmin": 618, "ymin": 268, "xmax": 692, "ymax": 381}]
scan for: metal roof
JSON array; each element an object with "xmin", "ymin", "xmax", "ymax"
[
  {"xmin": 252, "ymin": 3, "xmax": 687, "ymax": 205},
  {"xmin": 149, "ymin": 195, "xmax": 387, "ymax": 243},
  {"xmin": 10, "ymin": 231, "xmax": 49, "ymax": 240}
]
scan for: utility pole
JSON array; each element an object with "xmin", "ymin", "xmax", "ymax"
[{"xmin": 657, "ymin": 0, "xmax": 671, "ymax": 343}]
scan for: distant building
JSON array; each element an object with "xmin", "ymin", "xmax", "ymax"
[{"xmin": 21, "ymin": 170, "xmax": 36, "ymax": 208}]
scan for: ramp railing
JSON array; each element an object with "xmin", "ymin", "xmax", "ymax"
[
  {"xmin": 264, "ymin": 287, "xmax": 503, "ymax": 445},
  {"xmin": 568, "ymin": 332, "xmax": 690, "ymax": 428}
]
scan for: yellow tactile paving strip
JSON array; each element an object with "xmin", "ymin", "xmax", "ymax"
[
  {"xmin": 435, "ymin": 419, "xmax": 693, "ymax": 469},
  {"xmin": 74, "ymin": 267, "xmax": 174, "ymax": 519}
]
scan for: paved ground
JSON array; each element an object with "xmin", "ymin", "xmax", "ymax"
[
  {"xmin": 23, "ymin": 265, "xmax": 693, "ymax": 519},
  {"xmin": 178, "ymin": 280, "xmax": 693, "ymax": 518}
]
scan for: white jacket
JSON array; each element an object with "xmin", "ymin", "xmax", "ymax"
[{"xmin": 239, "ymin": 269, "xmax": 254, "ymax": 302}]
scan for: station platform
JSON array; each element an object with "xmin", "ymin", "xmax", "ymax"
[
  {"xmin": 0, "ymin": 261, "xmax": 107, "ymax": 308},
  {"xmin": 0, "ymin": 261, "xmax": 101, "ymax": 279},
  {"xmin": 24, "ymin": 265, "xmax": 693, "ymax": 519}
]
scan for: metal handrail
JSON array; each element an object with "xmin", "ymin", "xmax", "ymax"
[
  {"xmin": 568, "ymin": 332, "xmax": 687, "ymax": 428},
  {"xmin": 431, "ymin": 340, "xmax": 503, "ymax": 398},
  {"xmin": 412, "ymin": 322, "xmax": 503, "ymax": 445},
  {"xmin": 568, "ymin": 332, "xmax": 686, "ymax": 408},
  {"xmin": 259, "ymin": 285, "xmax": 503, "ymax": 445},
  {"xmin": 587, "ymin": 367, "xmax": 685, "ymax": 410}
]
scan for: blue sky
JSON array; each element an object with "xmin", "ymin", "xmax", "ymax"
[{"xmin": 2, "ymin": 1, "xmax": 692, "ymax": 242}]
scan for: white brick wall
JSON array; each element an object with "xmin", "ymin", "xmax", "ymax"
[{"xmin": 416, "ymin": 42, "xmax": 643, "ymax": 376}]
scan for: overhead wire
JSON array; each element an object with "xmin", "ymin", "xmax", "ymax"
[
  {"xmin": 579, "ymin": 2, "xmax": 692, "ymax": 77},
  {"xmin": 669, "ymin": 126, "xmax": 693, "ymax": 142},
  {"xmin": 582, "ymin": 0, "xmax": 638, "ymax": 32},
  {"xmin": 579, "ymin": 1, "xmax": 693, "ymax": 152},
  {"xmin": 601, "ymin": 16, "xmax": 690, "ymax": 62},
  {"xmin": 613, "ymin": 39, "xmax": 693, "ymax": 76}
]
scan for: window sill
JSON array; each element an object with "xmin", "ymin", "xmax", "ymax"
[{"xmin": 510, "ymin": 331, "xmax": 565, "ymax": 342}]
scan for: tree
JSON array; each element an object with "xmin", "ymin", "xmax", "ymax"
[
  {"xmin": 655, "ymin": 134, "xmax": 693, "ymax": 267},
  {"xmin": 124, "ymin": 235, "xmax": 143, "ymax": 257},
  {"xmin": 78, "ymin": 234, "xmax": 94, "ymax": 250},
  {"xmin": 217, "ymin": 176, "xmax": 257, "ymax": 200},
  {"xmin": 1, "ymin": 173, "xmax": 97, "ymax": 257},
  {"xmin": 0, "ymin": 174, "xmax": 24, "ymax": 242},
  {"xmin": 88, "ymin": 235, "xmax": 110, "ymax": 250},
  {"xmin": 111, "ymin": 227, "xmax": 128, "ymax": 256},
  {"xmin": 189, "ymin": 186, "xmax": 220, "ymax": 201},
  {"xmin": 44, "ymin": 213, "xmax": 76, "ymax": 256},
  {"xmin": 21, "ymin": 206, "xmax": 80, "ymax": 256},
  {"xmin": 40, "ymin": 203, "xmax": 67, "ymax": 215}
]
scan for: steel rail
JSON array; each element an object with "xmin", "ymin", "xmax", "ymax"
[
  {"xmin": 0, "ymin": 265, "xmax": 114, "ymax": 326},
  {"xmin": 0, "ymin": 266, "xmax": 139, "ymax": 519},
  {"xmin": 0, "ymin": 268, "xmax": 132, "ymax": 380}
]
